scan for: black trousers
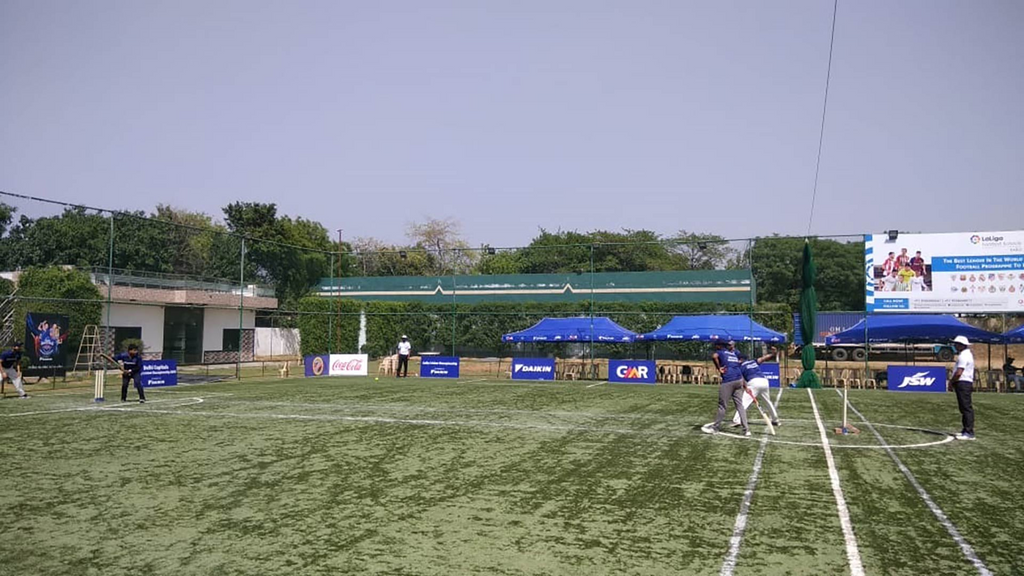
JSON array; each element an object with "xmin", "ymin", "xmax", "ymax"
[
  {"xmin": 122, "ymin": 373, "xmax": 146, "ymax": 401},
  {"xmin": 397, "ymin": 355, "xmax": 409, "ymax": 377},
  {"xmin": 954, "ymin": 381, "xmax": 974, "ymax": 435}
]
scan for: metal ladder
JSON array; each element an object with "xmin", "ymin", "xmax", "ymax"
[
  {"xmin": 0, "ymin": 288, "xmax": 18, "ymax": 345},
  {"xmin": 74, "ymin": 324, "xmax": 102, "ymax": 374}
]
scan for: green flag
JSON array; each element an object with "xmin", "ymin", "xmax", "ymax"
[{"xmin": 797, "ymin": 241, "xmax": 822, "ymax": 388}]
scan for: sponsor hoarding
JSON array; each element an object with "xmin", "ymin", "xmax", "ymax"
[
  {"xmin": 608, "ymin": 360, "xmax": 656, "ymax": 384},
  {"xmin": 421, "ymin": 356, "xmax": 460, "ymax": 379},
  {"xmin": 511, "ymin": 358, "xmax": 556, "ymax": 380},
  {"xmin": 761, "ymin": 363, "xmax": 781, "ymax": 388},
  {"xmin": 887, "ymin": 365, "xmax": 947, "ymax": 393},
  {"xmin": 304, "ymin": 355, "xmax": 329, "ymax": 377},
  {"xmin": 866, "ymin": 231, "xmax": 1024, "ymax": 313},
  {"xmin": 24, "ymin": 312, "xmax": 69, "ymax": 377},
  {"xmin": 141, "ymin": 360, "xmax": 178, "ymax": 387},
  {"xmin": 329, "ymin": 354, "xmax": 368, "ymax": 376}
]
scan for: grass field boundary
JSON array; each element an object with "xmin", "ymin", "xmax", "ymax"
[
  {"xmin": 839, "ymin": 390, "xmax": 993, "ymax": 576},
  {"xmin": 809, "ymin": 389, "xmax": 865, "ymax": 576},
  {"xmin": 720, "ymin": 388, "xmax": 784, "ymax": 576}
]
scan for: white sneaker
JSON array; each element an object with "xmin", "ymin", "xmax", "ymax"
[
  {"xmin": 955, "ymin": 433, "xmax": 976, "ymax": 441},
  {"xmin": 701, "ymin": 424, "xmax": 717, "ymax": 435},
  {"xmin": 743, "ymin": 430, "xmax": 752, "ymax": 437}
]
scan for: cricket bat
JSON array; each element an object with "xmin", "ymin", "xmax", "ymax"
[{"xmin": 744, "ymin": 387, "xmax": 776, "ymax": 436}]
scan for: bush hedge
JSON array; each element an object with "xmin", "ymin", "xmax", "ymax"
[
  {"xmin": 295, "ymin": 297, "xmax": 792, "ymax": 359},
  {"xmin": 12, "ymin": 267, "xmax": 103, "ymax": 360}
]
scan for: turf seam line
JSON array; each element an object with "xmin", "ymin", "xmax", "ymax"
[
  {"xmin": 720, "ymin": 387, "xmax": 784, "ymax": 575},
  {"xmin": 838, "ymin": 390, "xmax": 993, "ymax": 576},
  {"xmin": 808, "ymin": 389, "xmax": 865, "ymax": 576}
]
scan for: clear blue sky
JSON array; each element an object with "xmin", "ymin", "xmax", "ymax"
[{"xmin": 1, "ymin": 0, "xmax": 1021, "ymax": 246}]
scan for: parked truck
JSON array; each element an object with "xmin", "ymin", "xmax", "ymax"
[{"xmin": 793, "ymin": 313, "xmax": 957, "ymax": 362}]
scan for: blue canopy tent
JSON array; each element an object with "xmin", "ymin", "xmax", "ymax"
[
  {"xmin": 1003, "ymin": 323, "xmax": 1024, "ymax": 343},
  {"xmin": 825, "ymin": 315, "xmax": 1003, "ymax": 345},
  {"xmin": 501, "ymin": 317, "xmax": 638, "ymax": 343},
  {"xmin": 636, "ymin": 315, "xmax": 787, "ymax": 342}
]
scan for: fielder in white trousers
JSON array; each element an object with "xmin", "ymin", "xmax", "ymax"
[
  {"xmin": 732, "ymin": 376, "xmax": 778, "ymax": 425},
  {"xmin": 3, "ymin": 366, "xmax": 28, "ymax": 397}
]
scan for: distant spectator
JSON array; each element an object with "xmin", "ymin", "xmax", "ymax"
[{"xmin": 1004, "ymin": 357, "xmax": 1023, "ymax": 393}]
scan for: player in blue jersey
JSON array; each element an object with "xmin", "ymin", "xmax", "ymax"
[
  {"xmin": 1, "ymin": 342, "xmax": 29, "ymax": 398},
  {"xmin": 732, "ymin": 347, "xmax": 780, "ymax": 428},
  {"xmin": 114, "ymin": 344, "xmax": 146, "ymax": 403},
  {"xmin": 703, "ymin": 340, "xmax": 749, "ymax": 436}
]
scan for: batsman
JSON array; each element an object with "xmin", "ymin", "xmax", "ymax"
[{"xmin": 112, "ymin": 344, "xmax": 146, "ymax": 403}]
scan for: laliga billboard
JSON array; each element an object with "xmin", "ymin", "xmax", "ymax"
[{"xmin": 866, "ymin": 230, "xmax": 1024, "ymax": 313}]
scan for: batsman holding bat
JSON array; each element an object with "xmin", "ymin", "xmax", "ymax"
[
  {"xmin": 732, "ymin": 347, "xmax": 780, "ymax": 432},
  {"xmin": 111, "ymin": 344, "xmax": 146, "ymax": 403}
]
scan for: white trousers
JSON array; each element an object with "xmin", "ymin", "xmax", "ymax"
[
  {"xmin": 3, "ymin": 367, "xmax": 26, "ymax": 396},
  {"xmin": 732, "ymin": 377, "xmax": 778, "ymax": 423}
]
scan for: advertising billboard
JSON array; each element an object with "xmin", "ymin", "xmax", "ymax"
[
  {"xmin": 608, "ymin": 360, "xmax": 656, "ymax": 384},
  {"xmin": 420, "ymin": 357, "xmax": 460, "ymax": 379},
  {"xmin": 866, "ymin": 231, "xmax": 1024, "ymax": 313},
  {"xmin": 24, "ymin": 313, "xmax": 69, "ymax": 377},
  {"xmin": 140, "ymin": 360, "xmax": 178, "ymax": 387},
  {"xmin": 887, "ymin": 365, "xmax": 947, "ymax": 393},
  {"xmin": 511, "ymin": 358, "xmax": 556, "ymax": 381}
]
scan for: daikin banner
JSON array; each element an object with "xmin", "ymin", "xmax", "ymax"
[{"xmin": 865, "ymin": 231, "xmax": 1024, "ymax": 313}]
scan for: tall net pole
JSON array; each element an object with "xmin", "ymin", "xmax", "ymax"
[{"xmin": 237, "ymin": 238, "xmax": 245, "ymax": 380}]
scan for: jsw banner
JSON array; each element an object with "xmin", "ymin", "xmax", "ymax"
[
  {"xmin": 511, "ymin": 358, "xmax": 556, "ymax": 381},
  {"xmin": 887, "ymin": 365, "xmax": 947, "ymax": 393},
  {"xmin": 761, "ymin": 363, "xmax": 781, "ymax": 388},
  {"xmin": 609, "ymin": 360, "xmax": 656, "ymax": 384},
  {"xmin": 141, "ymin": 360, "xmax": 177, "ymax": 387},
  {"xmin": 421, "ymin": 356, "xmax": 460, "ymax": 379}
]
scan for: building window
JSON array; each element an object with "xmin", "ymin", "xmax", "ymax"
[
  {"xmin": 113, "ymin": 327, "xmax": 142, "ymax": 352},
  {"xmin": 223, "ymin": 329, "xmax": 241, "ymax": 352}
]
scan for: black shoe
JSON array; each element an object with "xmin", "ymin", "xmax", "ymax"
[
  {"xmin": 139, "ymin": 399, "xmax": 146, "ymax": 404},
  {"xmin": 772, "ymin": 421, "xmax": 780, "ymax": 427}
]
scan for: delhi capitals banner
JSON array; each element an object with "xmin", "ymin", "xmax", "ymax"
[
  {"xmin": 421, "ymin": 356, "xmax": 460, "ymax": 379},
  {"xmin": 608, "ymin": 360, "xmax": 656, "ymax": 384},
  {"xmin": 887, "ymin": 365, "xmax": 947, "ymax": 393},
  {"xmin": 304, "ymin": 355, "xmax": 329, "ymax": 377},
  {"xmin": 24, "ymin": 312, "xmax": 69, "ymax": 377},
  {"xmin": 141, "ymin": 360, "xmax": 178, "ymax": 387},
  {"xmin": 865, "ymin": 230, "xmax": 1024, "ymax": 313},
  {"xmin": 761, "ymin": 363, "xmax": 781, "ymax": 388},
  {"xmin": 511, "ymin": 358, "xmax": 556, "ymax": 380}
]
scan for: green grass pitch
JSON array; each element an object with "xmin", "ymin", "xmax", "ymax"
[{"xmin": 2, "ymin": 377, "xmax": 1024, "ymax": 575}]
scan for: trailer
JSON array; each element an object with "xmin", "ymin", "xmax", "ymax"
[{"xmin": 793, "ymin": 313, "xmax": 957, "ymax": 362}]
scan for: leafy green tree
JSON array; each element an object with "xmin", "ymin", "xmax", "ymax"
[
  {"xmin": 750, "ymin": 236, "xmax": 863, "ymax": 310},
  {"xmin": 13, "ymin": 267, "xmax": 103, "ymax": 358}
]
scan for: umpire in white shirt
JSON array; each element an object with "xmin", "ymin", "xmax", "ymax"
[
  {"xmin": 950, "ymin": 335, "xmax": 976, "ymax": 440},
  {"xmin": 396, "ymin": 335, "xmax": 412, "ymax": 378}
]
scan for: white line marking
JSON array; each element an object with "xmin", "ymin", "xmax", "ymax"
[
  {"xmin": 720, "ymin": 386, "xmax": 783, "ymax": 575},
  {"xmin": 1, "ymin": 397, "xmax": 205, "ymax": 417},
  {"xmin": 586, "ymin": 381, "xmax": 608, "ymax": 388},
  {"xmin": 837, "ymin": 390, "xmax": 993, "ymax": 576},
  {"xmin": 807, "ymin": 389, "xmax": 864, "ymax": 576},
  {"xmin": 455, "ymin": 378, "xmax": 489, "ymax": 384}
]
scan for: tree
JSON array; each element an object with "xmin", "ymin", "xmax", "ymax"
[
  {"xmin": 750, "ymin": 236, "xmax": 863, "ymax": 310},
  {"xmin": 672, "ymin": 231, "xmax": 737, "ymax": 270},
  {"xmin": 222, "ymin": 202, "xmax": 333, "ymax": 303},
  {"xmin": 13, "ymin": 267, "xmax": 102, "ymax": 358},
  {"xmin": 350, "ymin": 237, "xmax": 432, "ymax": 277},
  {"xmin": 406, "ymin": 218, "xmax": 476, "ymax": 275},
  {"xmin": 153, "ymin": 205, "xmax": 236, "ymax": 279}
]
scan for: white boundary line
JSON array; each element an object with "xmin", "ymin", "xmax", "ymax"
[
  {"xmin": 808, "ymin": 389, "xmax": 864, "ymax": 576},
  {"xmin": 838, "ymin": 390, "xmax": 992, "ymax": 576},
  {"xmin": 719, "ymin": 387, "xmax": 784, "ymax": 575},
  {"xmin": 585, "ymin": 381, "xmax": 608, "ymax": 388}
]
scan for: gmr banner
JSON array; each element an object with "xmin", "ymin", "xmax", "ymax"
[
  {"xmin": 887, "ymin": 365, "xmax": 947, "ymax": 393},
  {"xmin": 421, "ymin": 356, "xmax": 460, "ymax": 379},
  {"xmin": 511, "ymin": 358, "xmax": 556, "ymax": 381},
  {"xmin": 609, "ymin": 360, "xmax": 656, "ymax": 384}
]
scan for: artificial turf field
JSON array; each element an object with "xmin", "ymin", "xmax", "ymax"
[{"xmin": 2, "ymin": 377, "xmax": 1023, "ymax": 576}]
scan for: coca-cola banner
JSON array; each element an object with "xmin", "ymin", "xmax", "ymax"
[{"xmin": 328, "ymin": 354, "xmax": 368, "ymax": 376}]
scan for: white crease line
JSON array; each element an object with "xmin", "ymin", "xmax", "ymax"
[
  {"xmin": 720, "ymin": 386, "xmax": 784, "ymax": 575},
  {"xmin": 837, "ymin": 389, "xmax": 992, "ymax": 576},
  {"xmin": 808, "ymin": 389, "xmax": 864, "ymax": 576},
  {"xmin": 455, "ymin": 378, "xmax": 489, "ymax": 384},
  {"xmin": 586, "ymin": 381, "xmax": 609, "ymax": 388},
  {"xmin": 1, "ymin": 397, "xmax": 205, "ymax": 417}
]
